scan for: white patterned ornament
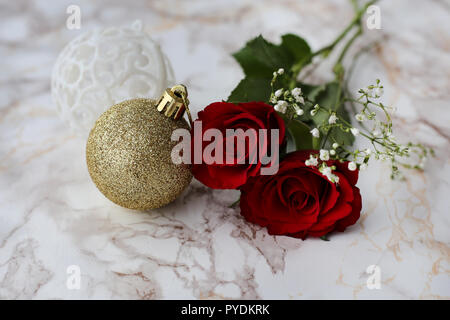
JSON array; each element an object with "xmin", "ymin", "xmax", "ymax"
[{"xmin": 51, "ymin": 21, "xmax": 175, "ymax": 137}]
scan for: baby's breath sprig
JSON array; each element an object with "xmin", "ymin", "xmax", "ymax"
[
  {"xmin": 342, "ymin": 80, "xmax": 433, "ymax": 179},
  {"xmin": 269, "ymin": 70, "xmax": 307, "ymax": 119},
  {"xmin": 270, "ymin": 78, "xmax": 434, "ymax": 182}
]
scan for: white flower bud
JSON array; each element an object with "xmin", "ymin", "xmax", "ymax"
[
  {"xmin": 330, "ymin": 149, "xmax": 336, "ymax": 156},
  {"xmin": 328, "ymin": 113, "xmax": 338, "ymax": 124},
  {"xmin": 321, "ymin": 166, "xmax": 332, "ymax": 176},
  {"xmin": 310, "ymin": 128, "xmax": 320, "ymax": 138},
  {"xmin": 291, "ymin": 87, "xmax": 302, "ymax": 97},
  {"xmin": 295, "ymin": 108, "xmax": 304, "ymax": 116},
  {"xmin": 350, "ymin": 128, "xmax": 360, "ymax": 136},
  {"xmin": 305, "ymin": 154, "xmax": 318, "ymax": 166},
  {"xmin": 320, "ymin": 149, "xmax": 330, "ymax": 161},
  {"xmin": 348, "ymin": 161, "xmax": 357, "ymax": 171},
  {"xmin": 274, "ymin": 100, "xmax": 288, "ymax": 113},
  {"xmin": 295, "ymin": 96, "xmax": 305, "ymax": 104},
  {"xmin": 355, "ymin": 113, "xmax": 366, "ymax": 122},
  {"xmin": 332, "ymin": 143, "xmax": 339, "ymax": 149},
  {"xmin": 277, "ymin": 68, "xmax": 284, "ymax": 75},
  {"xmin": 274, "ymin": 89, "xmax": 283, "ymax": 97},
  {"xmin": 319, "ymin": 165, "xmax": 339, "ymax": 183}
]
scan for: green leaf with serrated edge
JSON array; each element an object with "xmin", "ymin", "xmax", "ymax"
[
  {"xmin": 287, "ymin": 119, "xmax": 313, "ymax": 151},
  {"xmin": 232, "ymin": 35, "xmax": 295, "ymax": 78},
  {"xmin": 280, "ymin": 34, "xmax": 312, "ymax": 66},
  {"xmin": 229, "ymin": 34, "xmax": 312, "ymax": 103},
  {"xmin": 227, "ymin": 77, "xmax": 272, "ymax": 103},
  {"xmin": 286, "ymin": 83, "xmax": 326, "ymax": 122}
]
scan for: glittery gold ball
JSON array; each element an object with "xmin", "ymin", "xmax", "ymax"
[{"xmin": 86, "ymin": 98, "xmax": 192, "ymax": 210}]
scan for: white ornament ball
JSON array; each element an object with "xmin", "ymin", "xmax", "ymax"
[{"xmin": 51, "ymin": 21, "xmax": 175, "ymax": 137}]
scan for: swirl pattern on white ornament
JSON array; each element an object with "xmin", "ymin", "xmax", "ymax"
[{"xmin": 51, "ymin": 21, "xmax": 175, "ymax": 136}]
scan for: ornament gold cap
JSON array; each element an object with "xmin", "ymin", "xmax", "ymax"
[{"xmin": 156, "ymin": 85, "xmax": 191, "ymax": 122}]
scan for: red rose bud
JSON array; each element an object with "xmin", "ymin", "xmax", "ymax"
[
  {"xmin": 239, "ymin": 150, "xmax": 362, "ymax": 239},
  {"xmin": 190, "ymin": 102, "xmax": 285, "ymax": 189}
]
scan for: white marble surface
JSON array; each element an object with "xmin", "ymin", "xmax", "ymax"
[{"xmin": 0, "ymin": 0, "xmax": 449, "ymax": 299}]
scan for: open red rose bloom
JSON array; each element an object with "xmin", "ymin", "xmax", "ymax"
[
  {"xmin": 191, "ymin": 101, "xmax": 285, "ymax": 189},
  {"xmin": 240, "ymin": 150, "xmax": 362, "ymax": 239}
]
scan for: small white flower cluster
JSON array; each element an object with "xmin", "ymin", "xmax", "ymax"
[
  {"xmin": 307, "ymin": 103, "xmax": 363, "ymax": 140},
  {"xmin": 270, "ymin": 72, "xmax": 306, "ymax": 117},
  {"xmin": 369, "ymin": 120, "xmax": 395, "ymax": 142},
  {"xmin": 304, "ymin": 148, "xmax": 341, "ymax": 183},
  {"xmin": 359, "ymin": 79, "xmax": 384, "ymax": 99},
  {"xmin": 344, "ymin": 81, "xmax": 431, "ymax": 178},
  {"xmin": 304, "ymin": 154, "xmax": 318, "ymax": 166},
  {"xmin": 305, "ymin": 153, "xmax": 340, "ymax": 183},
  {"xmin": 291, "ymin": 87, "xmax": 305, "ymax": 105},
  {"xmin": 274, "ymin": 99, "xmax": 288, "ymax": 113},
  {"xmin": 270, "ymin": 74, "xmax": 433, "ymax": 180},
  {"xmin": 319, "ymin": 164, "xmax": 340, "ymax": 183},
  {"xmin": 340, "ymin": 146, "xmax": 372, "ymax": 172}
]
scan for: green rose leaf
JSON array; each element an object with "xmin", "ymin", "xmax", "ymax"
[
  {"xmin": 227, "ymin": 77, "xmax": 272, "ymax": 103},
  {"xmin": 228, "ymin": 34, "xmax": 311, "ymax": 103},
  {"xmin": 280, "ymin": 33, "xmax": 312, "ymax": 69},
  {"xmin": 232, "ymin": 35, "xmax": 293, "ymax": 79}
]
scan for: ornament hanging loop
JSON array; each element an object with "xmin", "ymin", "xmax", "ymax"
[{"xmin": 156, "ymin": 84, "xmax": 193, "ymax": 127}]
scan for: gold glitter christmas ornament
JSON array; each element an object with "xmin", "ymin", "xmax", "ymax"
[{"xmin": 86, "ymin": 85, "xmax": 192, "ymax": 210}]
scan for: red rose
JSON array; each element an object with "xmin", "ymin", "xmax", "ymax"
[
  {"xmin": 191, "ymin": 102, "xmax": 285, "ymax": 189},
  {"xmin": 239, "ymin": 150, "xmax": 362, "ymax": 239}
]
